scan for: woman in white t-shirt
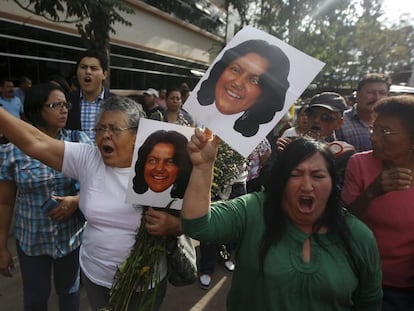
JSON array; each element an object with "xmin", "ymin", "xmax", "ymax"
[{"xmin": 0, "ymin": 96, "xmax": 180, "ymax": 311}]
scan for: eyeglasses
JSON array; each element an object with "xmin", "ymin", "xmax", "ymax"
[
  {"xmin": 369, "ymin": 126, "xmax": 399, "ymax": 138},
  {"xmin": 91, "ymin": 126, "xmax": 137, "ymax": 136},
  {"xmin": 44, "ymin": 102, "xmax": 72, "ymax": 110},
  {"xmin": 306, "ymin": 110, "xmax": 338, "ymax": 123}
]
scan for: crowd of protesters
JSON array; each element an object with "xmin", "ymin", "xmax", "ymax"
[{"xmin": 0, "ymin": 45, "xmax": 414, "ymax": 311}]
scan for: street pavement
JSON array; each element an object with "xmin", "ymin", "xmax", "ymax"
[{"xmin": 0, "ymin": 234, "xmax": 231, "ymax": 311}]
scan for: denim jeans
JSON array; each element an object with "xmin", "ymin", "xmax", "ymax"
[
  {"xmin": 81, "ymin": 271, "xmax": 167, "ymax": 311},
  {"xmin": 16, "ymin": 241, "xmax": 80, "ymax": 311},
  {"xmin": 382, "ymin": 287, "xmax": 414, "ymax": 311}
]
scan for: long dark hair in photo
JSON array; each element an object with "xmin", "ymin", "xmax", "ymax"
[
  {"xmin": 197, "ymin": 39, "xmax": 290, "ymax": 137},
  {"xmin": 133, "ymin": 130, "xmax": 192, "ymax": 198}
]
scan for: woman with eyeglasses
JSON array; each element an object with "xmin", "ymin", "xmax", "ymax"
[
  {"xmin": 151, "ymin": 88, "xmax": 195, "ymax": 127},
  {"xmin": 0, "ymin": 83, "xmax": 91, "ymax": 310},
  {"xmin": 0, "ymin": 94, "xmax": 181, "ymax": 310},
  {"xmin": 342, "ymin": 95, "xmax": 414, "ymax": 310}
]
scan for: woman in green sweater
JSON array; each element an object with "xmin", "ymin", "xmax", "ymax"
[{"xmin": 182, "ymin": 131, "xmax": 382, "ymax": 311}]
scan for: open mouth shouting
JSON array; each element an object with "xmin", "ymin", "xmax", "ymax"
[
  {"xmin": 102, "ymin": 144, "xmax": 114, "ymax": 155},
  {"xmin": 306, "ymin": 126, "xmax": 322, "ymax": 139},
  {"xmin": 298, "ymin": 195, "xmax": 314, "ymax": 214}
]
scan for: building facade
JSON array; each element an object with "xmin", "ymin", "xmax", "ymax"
[{"xmin": 0, "ymin": 0, "xmax": 236, "ymax": 91}]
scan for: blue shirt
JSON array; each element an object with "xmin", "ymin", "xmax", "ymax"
[
  {"xmin": 0, "ymin": 129, "xmax": 91, "ymax": 258},
  {"xmin": 0, "ymin": 96, "xmax": 24, "ymax": 119},
  {"xmin": 335, "ymin": 105, "xmax": 371, "ymax": 152},
  {"xmin": 14, "ymin": 87, "xmax": 25, "ymax": 104},
  {"xmin": 80, "ymin": 88, "xmax": 105, "ymax": 142}
]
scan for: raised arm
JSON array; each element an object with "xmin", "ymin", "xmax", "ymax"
[
  {"xmin": 0, "ymin": 108, "xmax": 64, "ymax": 171},
  {"xmin": 181, "ymin": 128, "xmax": 219, "ymax": 219},
  {"xmin": 0, "ymin": 181, "xmax": 17, "ymax": 277}
]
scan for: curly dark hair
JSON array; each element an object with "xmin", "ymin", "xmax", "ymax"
[
  {"xmin": 133, "ymin": 130, "xmax": 192, "ymax": 198},
  {"xmin": 374, "ymin": 95, "xmax": 414, "ymax": 139},
  {"xmin": 197, "ymin": 39, "xmax": 290, "ymax": 137},
  {"xmin": 259, "ymin": 137, "xmax": 358, "ymax": 273}
]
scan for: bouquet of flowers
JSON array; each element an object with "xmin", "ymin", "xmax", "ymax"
[
  {"xmin": 211, "ymin": 140, "xmax": 247, "ymax": 199},
  {"xmin": 102, "ymin": 140, "xmax": 245, "ymax": 311},
  {"xmin": 100, "ymin": 207, "xmax": 167, "ymax": 311}
]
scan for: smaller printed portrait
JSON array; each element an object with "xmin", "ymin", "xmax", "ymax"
[
  {"xmin": 183, "ymin": 26, "xmax": 325, "ymax": 157},
  {"xmin": 125, "ymin": 118, "xmax": 194, "ymax": 210}
]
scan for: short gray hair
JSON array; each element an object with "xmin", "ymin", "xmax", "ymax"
[{"xmin": 96, "ymin": 96, "xmax": 147, "ymax": 131}]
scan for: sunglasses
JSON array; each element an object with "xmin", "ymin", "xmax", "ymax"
[{"xmin": 306, "ymin": 110, "xmax": 338, "ymax": 123}]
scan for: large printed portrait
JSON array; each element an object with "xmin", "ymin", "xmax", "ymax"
[
  {"xmin": 125, "ymin": 119, "xmax": 194, "ymax": 210},
  {"xmin": 184, "ymin": 26, "xmax": 325, "ymax": 157}
]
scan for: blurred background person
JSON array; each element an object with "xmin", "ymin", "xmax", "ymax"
[
  {"xmin": 157, "ymin": 88, "xmax": 167, "ymax": 110},
  {"xmin": 143, "ymin": 88, "xmax": 163, "ymax": 120},
  {"xmin": 48, "ymin": 74, "xmax": 72, "ymax": 95},
  {"xmin": 0, "ymin": 77, "xmax": 25, "ymax": 119},
  {"xmin": 246, "ymin": 138, "xmax": 272, "ymax": 193},
  {"xmin": 281, "ymin": 104, "xmax": 309, "ymax": 138},
  {"xmin": 180, "ymin": 82, "xmax": 191, "ymax": 104},
  {"xmin": 336, "ymin": 73, "xmax": 390, "ymax": 152},
  {"xmin": 14, "ymin": 75, "xmax": 32, "ymax": 104},
  {"xmin": 152, "ymin": 88, "xmax": 194, "ymax": 127}
]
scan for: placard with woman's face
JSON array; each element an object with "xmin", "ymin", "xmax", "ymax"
[
  {"xmin": 125, "ymin": 118, "xmax": 194, "ymax": 210},
  {"xmin": 184, "ymin": 26, "xmax": 325, "ymax": 157}
]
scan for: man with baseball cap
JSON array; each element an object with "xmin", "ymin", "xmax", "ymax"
[
  {"xmin": 276, "ymin": 91, "xmax": 355, "ymax": 186},
  {"xmin": 305, "ymin": 91, "xmax": 348, "ymax": 141},
  {"xmin": 143, "ymin": 88, "xmax": 164, "ymax": 119}
]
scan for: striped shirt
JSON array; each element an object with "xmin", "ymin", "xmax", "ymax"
[
  {"xmin": 0, "ymin": 129, "xmax": 91, "ymax": 257},
  {"xmin": 335, "ymin": 105, "xmax": 372, "ymax": 152}
]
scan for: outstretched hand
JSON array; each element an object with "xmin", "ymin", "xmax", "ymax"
[{"xmin": 187, "ymin": 128, "xmax": 220, "ymax": 167}]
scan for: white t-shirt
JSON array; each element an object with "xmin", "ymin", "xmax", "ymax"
[
  {"xmin": 62, "ymin": 142, "xmax": 167, "ymax": 288},
  {"xmin": 281, "ymin": 126, "xmax": 299, "ymax": 138}
]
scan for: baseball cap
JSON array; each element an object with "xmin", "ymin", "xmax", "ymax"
[
  {"xmin": 307, "ymin": 92, "xmax": 347, "ymax": 113},
  {"xmin": 143, "ymin": 88, "xmax": 159, "ymax": 97}
]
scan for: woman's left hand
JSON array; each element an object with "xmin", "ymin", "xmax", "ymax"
[
  {"xmin": 145, "ymin": 207, "xmax": 182, "ymax": 237},
  {"xmin": 46, "ymin": 195, "xmax": 79, "ymax": 222}
]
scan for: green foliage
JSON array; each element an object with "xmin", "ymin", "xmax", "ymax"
[
  {"xmin": 12, "ymin": 0, "xmax": 134, "ymax": 50},
  {"xmin": 101, "ymin": 208, "xmax": 166, "ymax": 311},
  {"xmin": 238, "ymin": 0, "xmax": 414, "ymax": 90},
  {"xmin": 211, "ymin": 141, "xmax": 247, "ymax": 199}
]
